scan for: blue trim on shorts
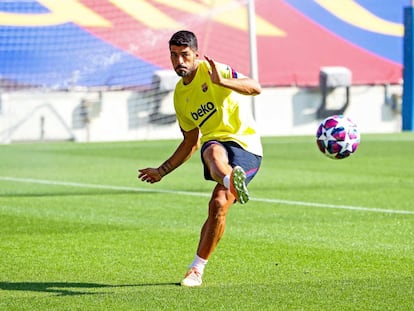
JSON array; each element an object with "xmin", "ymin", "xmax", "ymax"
[{"xmin": 200, "ymin": 140, "xmax": 262, "ymax": 184}]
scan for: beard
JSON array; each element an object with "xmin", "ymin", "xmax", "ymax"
[
  {"xmin": 175, "ymin": 68, "xmax": 189, "ymax": 77},
  {"xmin": 175, "ymin": 65, "xmax": 194, "ymax": 77}
]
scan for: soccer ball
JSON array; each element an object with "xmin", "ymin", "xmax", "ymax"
[{"xmin": 316, "ymin": 115, "xmax": 360, "ymax": 159}]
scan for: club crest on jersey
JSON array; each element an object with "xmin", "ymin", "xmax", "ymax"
[{"xmin": 201, "ymin": 83, "xmax": 208, "ymax": 92}]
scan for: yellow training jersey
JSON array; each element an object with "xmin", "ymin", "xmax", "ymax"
[{"xmin": 173, "ymin": 60, "xmax": 262, "ymax": 156}]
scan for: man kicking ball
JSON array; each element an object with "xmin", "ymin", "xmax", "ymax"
[{"xmin": 138, "ymin": 30, "xmax": 263, "ymax": 287}]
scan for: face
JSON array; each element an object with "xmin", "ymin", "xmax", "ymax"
[{"xmin": 170, "ymin": 45, "xmax": 199, "ymax": 81}]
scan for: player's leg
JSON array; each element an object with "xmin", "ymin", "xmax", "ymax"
[
  {"xmin": 181, "ymin": 184, "xmax": 233, "ymax": 287},
  {"xmin": 201, "ymin": 141, "xmax": 248, "ymax": 203},
  {"xmin": 182, "ymin": 142, "xmax": 233, "ymax": 287},
  {"xmin": 181, "ymin": 141, "xmax": 262, "ymax": 287},
  {"xmin": 201, "ymin": 141, "xmax": 232, "ymax": 185},
  {"xmin": 197, "ymin": 183, "xmax": 233, "ymax": 258}
]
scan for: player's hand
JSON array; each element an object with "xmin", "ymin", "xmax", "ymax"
[
  {"xmin": 204, "ymin": 55, "xmax": 222, "ymax": 85},
  {"xmin": 138, "ymin": 168, "xmax": 162, "ymax": 183}
]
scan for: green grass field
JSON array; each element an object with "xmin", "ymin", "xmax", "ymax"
[{"xmin": 0, "ymin": 134, "xmax": 413, "ymax": 310}]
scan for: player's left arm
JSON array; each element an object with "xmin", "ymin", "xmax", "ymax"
[{"xmin": 204, "ymin": 55, "xmax": 261, "ymax": 96}]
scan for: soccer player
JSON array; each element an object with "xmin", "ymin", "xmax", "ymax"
[{"xmin": 138, "ymin": 30, "xmax": 263, "ymax": 287}]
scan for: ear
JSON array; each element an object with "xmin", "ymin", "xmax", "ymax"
[{"xmin": 192, "ymin": 48, "xmax": 199, "ymax": 58}]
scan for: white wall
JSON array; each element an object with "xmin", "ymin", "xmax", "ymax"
[{"xmin": 0, "ymin": 84, "xmax": 402, "ymax": 143}]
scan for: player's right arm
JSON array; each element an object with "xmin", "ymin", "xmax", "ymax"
[{"xmin": 137, "ymin": 127, "xmax": 200, "ymax": 183}]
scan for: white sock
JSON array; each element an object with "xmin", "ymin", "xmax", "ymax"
[
  {"xmin": 190, "ymin": 255, "xmax": 208, "ymax": 275},
  {"xmin": 223, "ymin": 175, "xmax": 230, "ymax": 189}
]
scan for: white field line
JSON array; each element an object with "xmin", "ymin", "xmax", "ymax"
[{"xmin": 1, "ymin": 176, "xmax": 413, "ymax": 215}]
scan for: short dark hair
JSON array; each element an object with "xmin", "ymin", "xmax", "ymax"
[{"xmin": 169, "ymin": 30, "xmax": 198, "ymax": 51}]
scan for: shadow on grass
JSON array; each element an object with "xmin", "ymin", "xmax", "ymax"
[{"xmin": 0, "ymin": 281, "xmax": 181, "ymax": 296}]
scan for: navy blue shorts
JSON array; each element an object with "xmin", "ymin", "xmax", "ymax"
[{"xmin": 200, "ymin": 140, "xmax": 262, "ymax": 184}]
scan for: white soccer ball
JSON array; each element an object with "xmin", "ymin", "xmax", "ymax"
[{"xmin": 316, "ymin": 115, "xmax": 360, "ymax": 159}]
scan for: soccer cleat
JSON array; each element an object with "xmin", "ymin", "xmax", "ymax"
[
  {"xmin": 229, "ymin": 166, "xmax": 249, "ymax": 204},
  {"xmin": 181, "ymin": 267, "xmax": 202, "ymax": 287}
]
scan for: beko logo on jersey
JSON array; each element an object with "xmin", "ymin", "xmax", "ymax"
[
  {"xmin": 191, "ymin": 102, "xmax": 216, "ymax": 120},
  {"xmin": 191, "ymin": 102, "xmax": 217, "ymax": 127}
]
